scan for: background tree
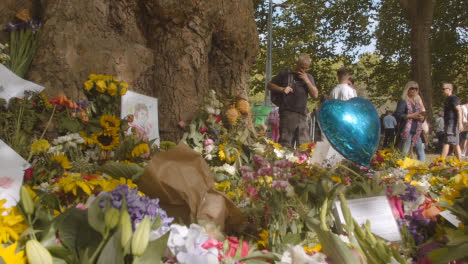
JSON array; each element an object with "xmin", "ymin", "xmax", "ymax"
[{"xmin": 249, "ymin": 0, "xmax": 374, "ymax": 104}]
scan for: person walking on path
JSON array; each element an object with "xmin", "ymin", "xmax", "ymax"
[
  {"xmin": 441, "ymin": 83, "xmax": 464, "ymax": 160},
  {"xmin": 382, "ymin": 110, "xmax": 397, "ymax": 148},
  {"xmin": 268, "ymin": 54, "xmax": 319, "ymax": 148},
  {"xmin": 459, "ymin": 102, "xmax": 468, "ymax": 157}
]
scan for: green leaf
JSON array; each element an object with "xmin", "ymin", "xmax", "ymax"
[
  {"xmin": 97, "ymin": 161, "xmax": 144, "ymax": 181},
  {"xmin": 282, "ymin": 233, "xmax": 302, "ymax": 245},
  {"xmin": 133, "ymin": 232, "xmax": 170, "ymax": 264},
  {"xmin": 88, "ymin": 196, "xmax": 108, "ymax": 235},
  {"xmin": 56, "ymin": 208, "xmax": 102, "ymax": 256},
  {"xmin": 97, "ymin": 229, "xmax": 125, "ymax": 264},
  {"xmin": 52, "ymin": 257, "xmax": 68, "ymax": 264},
  {"xmin": 428, "ymin": 243, "xmax": 468, "ymax": 264}
]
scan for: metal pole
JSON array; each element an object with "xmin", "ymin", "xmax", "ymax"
[{"xmin": 263, "ymin": 0, "xmax": 273, "ymax": 106}]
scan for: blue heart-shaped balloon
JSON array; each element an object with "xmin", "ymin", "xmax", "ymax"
[{"xmin": 318, "ymin": 97, "xmax": 380, "ymax": 167}]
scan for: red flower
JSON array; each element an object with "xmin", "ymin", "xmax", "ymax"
[
  {"xmin": 200, "ymin": 126, "xmax": 208, "ymax": 133},
  {"xmin": 24, "ymin": 168, "xmax": 34, "ymax": 182},
  {"xmin": 214, "ymin": 115, "xmax": 222, "ymax": 123}
]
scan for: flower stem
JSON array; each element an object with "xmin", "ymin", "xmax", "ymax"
[
  {"xmin": 89, "ymin": 230, "xmax": 109, "ymax": 264},
  {"xmin": 338, "ymin": 164, "xmax": 365, "ymax": 181},
  {"xmin": 27, "ymin": 105, "xmax": 56, "ymax": 163}
]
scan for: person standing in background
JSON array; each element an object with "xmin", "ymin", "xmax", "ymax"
[
  {"xmin": 382, "ymin": 110, "xmax": 397, "ymax": 148},
  {"xmin": 440, "ymin": 83, "xmax": 464, "ymax": 160},
  {"xmin": 434, "ymin": 111, "xmax": 445, "ymax": 154}
]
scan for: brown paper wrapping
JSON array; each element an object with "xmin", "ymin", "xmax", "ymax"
[{"xmin": 138, "ymin": 142, "xmax": 245, "ymax": 231}]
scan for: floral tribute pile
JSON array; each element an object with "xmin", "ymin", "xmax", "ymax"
[{"xmin": 0, "ymin": 72, "xmax": 467, "ymax": 264}]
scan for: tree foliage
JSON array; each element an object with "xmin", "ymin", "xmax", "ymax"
[{"xmin": 250, "ymin": 0, "xmax": 374, "ymax": 100}]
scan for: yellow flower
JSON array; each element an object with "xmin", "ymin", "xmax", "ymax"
[
  {"xmin": 255, "ymin": 176, "xmax": 273, "ymax": 186},
  {"xmin": 88, "ymin": 74, "xmax": 99, "ymax": 81},
  {"xmin": 30, "ymin": 139, "xmax": 50, "ymax": 155},
  {"xmin": 84, "ymin": 80, "xmax": 94, "ymax": 91},
  {"xmin": 99, "ymin": 177, "xmax": 138, "ymax": 192},
  {"xmin": 51, "ymin": 153, "xmax": 72, "ymax": 169},
  {"xmin": 397, "ymin": 157, "xmax": 424, "ymax": 169},
  {"xmin": 40, "ymin": 92, "xmax": 52, "ymax": 107},
  {"xmin": 304, "ymin": 244, "xmax": 322, "ymax": 254},
  {"xmin": 93, "ymin": 130, "xmax": 120, "ymax": 150},
  {"xmin": 107, "ymin": 82, "xmax": 118, "ymax": 96},
  {"xmin": 119, "ymin": 82, "xmax": 129, "ymax": 96},
  {"xmin": 433, "ymin": 157, "xmax": 446, "ymax": 164},
  {"xmin": 0, "ymin": 200, "xmax": 28, "ymax": 244},
  {"xmin": 80, "ymin": 132, "xmax": 96, "ymax": 146},
  {"xmin": 100, "ymin": 115, "xmax": 121, "ymax": 131},
  {"xmin": 131, "ymin": 143, "xmax": 150, "ymax": 158},
  {"xmin": 331, "ymin": 176, "xmax": 342, "ymax": 183},
  {"xmin": 267, "ymin": 139, "xmax": 282, "ymax": 151},
  {"xmin": 0, "ymin": 242, "xmax": 26, "ymax": 264},
  {"xmin": 95, "ymin": 80, "xmax": 107, "ymax": 93},
  {"xmin": 54, "ymin": 172, "xmax": 100, "ymax": 196},
  {"xmin": 121, "ymin": 160, "xmax": 136, "ymax": 165},
  {"xmin": 215, "ymin": 181, "xmax": 231, "ymax": 193},
  {"xmin": 257, "ymin": 229, "xmax": 269, "ymax": 249},
  {"xmin": 429, "ymin": 177, "xmax": 440, "ymax": 186}
]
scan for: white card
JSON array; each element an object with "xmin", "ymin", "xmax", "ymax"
[
  {"xmin": 0, "ymin": 139, "xmax": 30, "ymax": 208},
  {"xmin": 439, "ymin": 210, "xmax": 461, "ymax": 227},
  {"xmin": 335, "ymin": 196, "xmax": 402, "ymax": 242},
  {"xmin": 0, "ymin": 64, "xmax": 44, "ymax": 104},
  {"xmin": 121, "ymin": 90, "xmax": 160, "ymax": 146}
]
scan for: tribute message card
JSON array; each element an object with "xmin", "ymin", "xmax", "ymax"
[
  {"xmin": 335, "ymin": 195, "xmax": 402, "ymax": 242},
  {"xmin": 0, "ymin": 139, "xmax": 30, "ymax": 208}
]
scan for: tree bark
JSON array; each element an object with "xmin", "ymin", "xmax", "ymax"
[
  {"xmin": 0, "ymin": 0, "xmax": 259, "ymax": 142},
  {"xmin": 399, "ymin": 0, "xmax": 436, "ymax": 121}
]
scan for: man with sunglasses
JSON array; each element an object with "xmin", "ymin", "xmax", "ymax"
[{"xmin": 441, "ymin": 83, "xmax": 464, "ymax": 160}]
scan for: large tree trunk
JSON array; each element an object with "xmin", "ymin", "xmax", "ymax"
[
  {"xmin": 399, "ymin": 0, "xmax": 436, "ymax": 121},
  {"xmin": 0, "ymin": 0, "xmax": 259, "ymax": 142}
]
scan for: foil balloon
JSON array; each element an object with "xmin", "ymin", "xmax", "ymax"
[{"xmin": 318, "ymin": 97, "xmax": 380, "ymax": 167}]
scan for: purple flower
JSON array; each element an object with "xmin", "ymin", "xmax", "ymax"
[
  {"xmin": 272, "ymin": 180, "xmax": 290, "ymax": 188},
  {"xmin": 98, "ymin": 184, "xmax": 173, "ymax": 230},
  {"xmin": 274, "ymin": 159, "xmax": 294, "ymax": 169},
  {"xmin": 401, "ymin": 183, "xmax": 419, "ymax": 202},
  {"xmin": 257, "ymin": 167, "xmax": 272, "ymax": 177},
  {"xmin": 242, "ymin": 172, "xmax": 255, "ymax": 180},
  {"xmin": 253, "ymin": 154, "xmax": 266, "ymax": 168}
]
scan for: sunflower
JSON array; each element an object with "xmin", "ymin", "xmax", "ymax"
[
  {"xmin": 100, "ymin": 115, "xmax": 120, "ymax": 131},
  {"xmin": 51, "ymin": 153, "xmax": 72, "ymax": 169},
  {"xmin": 131, "ymin": 143, "xmax": 150, "ymax": 158},
  {"xmin": 95, "ymin": 80, "xmax": 107, "ymax": 93},
  {"xmin": 30, "ymin": 139, "xmax": 50, "ymax": 155},
  {"xmin": 93, "ymin": 130, "xmax": 119, "ymax": 150},
  {"xmin": 107, "ymin": 82, "xmax": 118, "ymax": 96},
  {"xmin": 80, "ymin": 132, "xmax": 97, "ymax": 146},
  {"xmin": 0, "ymin": 242, "xmax": 26, "ymax": 264},
  {"xmin": 0, "ymin": 200, "xmax": 28, "ymax": 244}
]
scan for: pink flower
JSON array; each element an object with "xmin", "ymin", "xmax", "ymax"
[
  {"xmin": 204, "ymin": 138, "xmax": 214, "ymax": 146},
  {"xmin": 246, "ymin": 187, "xmax": 259, "ymax": 198},
  {"xmin": 388, "ymin": 196, "xmax": 405, "ymax": 219},
  {"xmin": 297, "ymin": 153, "xmax": 308, "ymax": 164},
  {"xmin": 75, "ymin": 203, "xmax": 87, "ymax": 210},
  {"xmin": 178, "ymin": 120, "xmax": 185, "ymax": 128},
  {"xmin": 200, "ymin": 126, "xmax": 208, "ymax": 133},
  {"xmin": 202, "ymin": 238, "xmax": 223, "ymax": 250},
  {"xmin": 224, "ymin": 237, "xmax": 250, "ymax": 258}
]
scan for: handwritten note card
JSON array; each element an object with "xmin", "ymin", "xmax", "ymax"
[
  {"xmin": 335, "ymin": 196, "xmax": 402, "ymax": 242},
  {"xmin": 0, "ymin": 140, "xmax": 30, "ymax": 208}
]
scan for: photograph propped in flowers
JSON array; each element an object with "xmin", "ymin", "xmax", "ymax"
[{"xmin": 121, "ymin": 91, "xmax": 160, "ymax": 146}]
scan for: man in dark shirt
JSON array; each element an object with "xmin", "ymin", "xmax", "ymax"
[
  {"xmin": 441, "ymin": 83, "xmax": 464, "ymax": 160},
  {"xmin": 268, "ymin": 54, "xmax": 319, "ymax": 148}
]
